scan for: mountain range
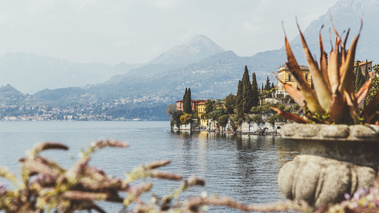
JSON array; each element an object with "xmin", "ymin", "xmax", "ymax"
[
  {"xmin": 0, "ymin": 53, "xmax": 143, "ymax": 94},
  {"xmin": 0, "ymin": 0, "xmax": 378, "ymax": 120}
]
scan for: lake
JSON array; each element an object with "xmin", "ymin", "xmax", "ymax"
[{"xmin": 0, "ymin": 121, "xmax": 299, "ymax": 212}]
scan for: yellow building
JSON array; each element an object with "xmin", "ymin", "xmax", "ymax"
[
  {"xmin": 276, "ymin": 65, "xmax": 311, "ymax": 97},
  {"xmin": 196, "ymin": 100, "xmax": 207, "ymax": 127}
]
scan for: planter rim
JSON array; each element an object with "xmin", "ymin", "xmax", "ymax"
[{"xmin": 280, "ymin": 123, "xmax": 379, "ymax": 142}]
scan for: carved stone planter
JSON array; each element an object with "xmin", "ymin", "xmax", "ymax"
[{"xmin": 278, "ymin": 123, "xmax": 379, "ymax": 206}]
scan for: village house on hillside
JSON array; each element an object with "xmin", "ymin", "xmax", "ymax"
[
  {"xmin": 354, "ymin": 60, "xmax": 373, "ymax": 73},
  {"xmin": 275, "ymin": 65, "xmax": 311, "ymax": 97},
  {"xmin": 175, "ymin": 99, "xmax": 206, "ymax": 112},
  {"xmin": 176, "ymin": 99, "xmax": 207, "ymax": 127}
]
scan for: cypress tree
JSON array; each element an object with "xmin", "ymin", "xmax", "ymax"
[
  {"xmin": 236, "ymin": 80, "xmax": 243, "ymax": 118},
  {"xmin": 261, "ymin": 83, "xmax": 264, "ymax": 92},
  {"xmin": 355, "ymin": 66, "xmax": 365, "ymax": 92},
  {"xmin": 225, "ymin": 93, "xmax": 236, "ymax": 114},
  {"xmin": 182, "ymin": 88, "xmax": 188, "ymax": 112},
  {"xmin": 251, "ymin": 72, "xmax": 259, "ymax": 107},
  {"xmin": 364, "ymin": 60, "xmax": 369, "ymax": 81},
  {"xmin": 187, "ymin": 88, "xmax": 192, "ymax": 113},
  {"xmin": 265, "ymin": 76, "xmax": 271, "ymax": 91},
  {"xmin": 242, "ymin": 66, "xmax": 254, "ymax": 114}
]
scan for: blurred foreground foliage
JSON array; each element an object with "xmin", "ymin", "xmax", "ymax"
[{"xmin": 0, "ymin": 140, "xmax": 379, "ymax": 212}]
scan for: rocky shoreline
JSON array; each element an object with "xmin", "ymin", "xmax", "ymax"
[{"xmin": 172, "ymin": 120, "xmax": 285, "ymax": 136}]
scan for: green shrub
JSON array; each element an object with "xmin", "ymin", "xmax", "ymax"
[
  {"xmin": 277, "ymin": 104, "xmax": 285, "ymax": 111},
  {"xmin": 252, "ymin": 115, "xmax": 263, "ymax": 123},
  {"xmin": 261, "ymin": 105, "xmax": 271, "ymax": 113},
  {"xmin": 229, "ymin": 118, "xmax": 237, "ymax": 131},
  {"xmin": 245, "ymin": 115, "xmax": 252, "ymax": 123},
  {"xmin": 267, "ymin": 114, "xmax": 278, "ymax": 124},
  {"xmin": 171, "ymin": 111, "xmax": 184, "ymax": 127},
  {"xmin": 231, "ymin": 114, "xmax": 239, "ymax": 122},
  {"xmin": 218, "ymin": 115, "xmax": 230, "ymax": 127},
  {"xmin": 267, "ymin": 114, "xmax": 286, "ymax": 124},
  {"xmin": 250, "ymin": 106, "xmax": 262, "ymax": 114},
  {"xmin": 293, "ymin": 104, "xmax": 300, "ymax": 111},
  {"xmin": 180, "ymin": 113, "xmax": 192, "ymax": 124}
]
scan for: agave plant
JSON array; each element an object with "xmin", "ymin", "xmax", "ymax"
[{"xmin": 272, "ymin": 19, "xmax": 379, "ymax": 125}]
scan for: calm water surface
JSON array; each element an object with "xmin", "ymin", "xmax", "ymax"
[{"xmin": 0, "ymin": 121, "xmax": 299, "ymax": 212}]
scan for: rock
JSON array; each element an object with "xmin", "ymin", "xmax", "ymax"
[
  {"xmin": 297, "ymin": 124, "xmax": 320, "ymax": 137},
  {"xmin": 369, "ymin": 124, "xmax": 379, "ymax": 134},
  {"xmin": 350, "ymin": 125, "xmax": 378, "ymax": 139},
  {"xmin": 320, "ymin": 125, "xmax": 349, "ymax": 138},
  {"xmin": 281, "ymin": 123, "xmax": 298, "ymax": 137},
  {"xmin": 278, "ymin": 155, "xmax": 376, "ymax": 206},
  {"xmin": 281, "ymin": 124, "xmax": 379, "ymax": 141}
]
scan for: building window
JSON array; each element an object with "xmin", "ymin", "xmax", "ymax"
[
  {"xmin": 288, "ymin": 74, "xmax": 291, "ymax": 81},
  {"xmin": 305, "ymin": 74, "xmax": 308, "ymax": 81}
]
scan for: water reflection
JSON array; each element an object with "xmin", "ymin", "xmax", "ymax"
[
  {"xmin": 0, "ymin": 121, "xmax": 300, "ymax": 213},
  {"xmin": 168, "ymin": 131, "xmax": 300, "ymax": 208}
]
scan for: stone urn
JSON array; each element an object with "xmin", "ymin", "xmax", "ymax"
[{"xmin": 278, "ymin": 123, "xmax": 379, "ymax": 206}]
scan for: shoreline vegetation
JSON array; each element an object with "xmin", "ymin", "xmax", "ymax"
[
  {"xmin": 168, "ymin": 66, "xmax": 300, "ymax": 136},
  {"xmin": 168, "ymin": 60, "xmax": 379, "ymax": 135}
]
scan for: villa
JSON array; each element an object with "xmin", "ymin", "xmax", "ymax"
[{"xmin": 275, "ymin": 65, "xmax": 311, "ymax": 97}]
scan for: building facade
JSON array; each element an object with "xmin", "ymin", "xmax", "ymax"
[
  {"xmin": 354, "ymin": 60, "xmax": 373, "ymax": 73},
  {"xmin": 276, "ymin": 65, "xmax": 311, "ymax": 97},
  {"xmin": 175, "ymin": 99, "xmax": 206, "ymax": 112},
  {"xmin": 175, "ymin": 99, "xmax": 207, "ymax": 128}
]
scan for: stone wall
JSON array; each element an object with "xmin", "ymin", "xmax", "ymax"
[
  {"xmin": 239, "ymin": 121, "xmax": 282, "ymax": 135},
  {"xmin": 173, "ymin": 118, "xmax": 284, "ymax": 135},
  {"xmin": 207, "ymin": 120, "xmax": 219, "ymax": 132},
  {"xmin": 172, "ymin": 123, "xmax": 193, "ymax": 132}
]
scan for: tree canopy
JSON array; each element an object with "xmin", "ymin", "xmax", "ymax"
[
  {"xmin": 251, "ymin": 72, "xmax": 259, "ymax": 107},
  {"xmin": 182, "ymin": 88, "xmax": 192, "ymax": 114}
]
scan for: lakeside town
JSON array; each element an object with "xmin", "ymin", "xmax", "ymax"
[
  {"xmin": 169, "ymin": 60, "xmax": 377, "ymax": 134},
  {"xmin": 0, "ymin": 96, "xmax": 163, "ymax": 121},
  {"xmin": 0, "ymin": 60, "xmax": 375, "ymax": 124}
]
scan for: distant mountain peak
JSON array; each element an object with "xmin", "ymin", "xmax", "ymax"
[
  {"xmin": 188, "ymin": 34, "xmax": 217, "ymax": 44},
  {"xmin": 149, "ymin": 34, "xmax": 225, "ymax": 65},
  {"xmin": 285, "ymin": 0, "xmax": 379, "ymax": 65},
  {"xmin": 0, "ymin": 84, "xmax": 23, "ymax": 95}
]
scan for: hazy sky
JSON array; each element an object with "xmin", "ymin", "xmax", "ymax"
[{"xmin": 0, "ymin": 0, "xmax": 339, "ymax": 65}]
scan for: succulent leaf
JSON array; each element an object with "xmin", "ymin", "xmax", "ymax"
[
  {"xmin": 338, "ymin": 20, "xmax": 363, "ymax": 98},
  {"xmin": 364, "ymin": 87, "xmax": 379, "ymax": 123},
  {"xmin": 278, "ymin": 19, "xmax": 367, "ymax": 124},
  {"xmin": 284, "ymin": 34, "xmax": 324, "ymax": 114},
  {"xmin": 319, "ymin": 25, "xmax": 330, "ymax": 91},
  {"xmin": 356, "ymin": 76, "xmax": 374, "ymax": 109},
  {"xmin": 270, "ymin": 106, "xmax": 307, "ymax": 123},
  {"xmin": 328, "ymin": 39, "xmax": 340, "ymax": 94},
  {"xmin": 273, "ymin": 72, "xmax": 304, "ymax": 106},
  {"xmin": 329, "ymin": 92, "xmax": 346, "ymax": 123},
  {"xmin": 297, "ymin": 23, "xmax": 331, "ymax": 112}
]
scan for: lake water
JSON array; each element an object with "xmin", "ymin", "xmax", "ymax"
[{"xmin": 0, "ymin": 121, "xmax": 299, "ymax": 212}]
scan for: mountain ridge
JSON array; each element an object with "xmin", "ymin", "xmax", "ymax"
[
  {"xmin": 149, "ymin": 34, "xmax": 225, "ymax": 66},
  {"xmin": 0, "ymin": 52, "xmax": 144, "ymax": 94},
  {"xmin": 1, "ymin": 0, "xmax": 379, "ymax": 121}
]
